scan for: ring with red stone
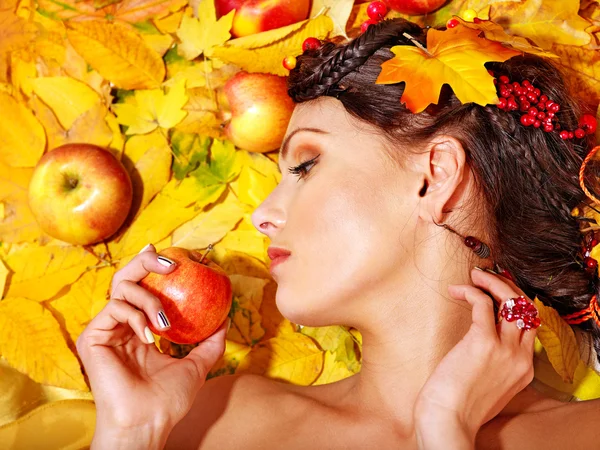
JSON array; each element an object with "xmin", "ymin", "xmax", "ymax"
[{"xmin": 499, "ymin": 296, "xmax": 541, "ymax": 330}]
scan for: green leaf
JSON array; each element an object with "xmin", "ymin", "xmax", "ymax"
[{"xmin": 170, "ymin": 130, "xmax": 211, "ymax": 180}]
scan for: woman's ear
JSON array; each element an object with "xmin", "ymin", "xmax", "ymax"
[{"xmin": 417, "ymin": 135, "xmax": 467, "ymax": 224}]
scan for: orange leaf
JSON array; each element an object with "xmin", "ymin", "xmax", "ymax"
[{"xmin": 375, "ymin": 24, "xmax": 520, "ymax": 113}]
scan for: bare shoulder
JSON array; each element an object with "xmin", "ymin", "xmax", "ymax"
[
  {"xmin": 165, "ymin": 374, "xmax": 320, "ymax": 450},
  {"xmin": 477, "ymin": 391, "xmax": 600, "ymax": 449}
]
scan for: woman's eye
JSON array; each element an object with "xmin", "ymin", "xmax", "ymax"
[{"xmin": 288, "ymin": 155, "xmax": 319, "ymax": 180}]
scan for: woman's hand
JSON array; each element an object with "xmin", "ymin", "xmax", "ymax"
[
  {"xmin": 413, "ymin": 268, "xmax": 538, "ymax": 449},
  {"xmin": 76, "ymin": 244, "xmax": 227, "ymax": 450}
]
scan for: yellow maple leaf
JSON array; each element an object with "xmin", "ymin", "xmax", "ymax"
[
  {"xmin": 0, "ymin": 92, "xmax": 45, "ymax": 167},
  {"xmin": 176, "ymin": 3, "xmax": 235, "ymax": 60},
  {"xmin": 208, "ymin": 339, "xmax": 252, "ymax": 378},
  {"xmin": 312, "ymin": 350, "xmax": 356, "ymax": 386},
  {"xmin": 30, "ymin": 76, "xmax": 101, "ymax": 130},
  {"xmin": 122, "ymin": 130, "xmax": 173, "ymax": 218},
  {"xmin": 3, "ymin": 244, "xmax": 98, "ymax": 301},
  {"xmin": 533, "ymin": 297, "xmax": 581, "ymax": 383},
  {"xmin": 171, "ymin": 189, "xmax": 250, "ymax": 249},
  {"xmin": 375, "ymin": 24, "xmax": 521, "ymax": 113},
  {"xmin": 66, "ymin": 21, "xmax": 166, "ymax": 90},
  {"xmin": 47, "ymin": 266, "xmax": 115, "ymax": 345},
  {"xmin": 112, "ymin": 78, "xmax": 189, "ymax": 135},
  {"xmin": 310, "ymin": 0, "xmax": 354, "ymax": 38},
  {"xmin": 0, "ymin": 161, "xmax": 44, "ymax": 244},
  {"xmin": 208, "ymin": 14, "xmax": 333, "ymax": 76},
  {"xmin": 227, "ymin": 274, "xmax": 270, "ymax": 346},
  {"xmin": 490, "ymin": 0, "xmax": 592, "ymax": 50},
  {"xmin": 0, "ymin": 297, "xmax": 88, "ymax": 391},
  {"xmin": 0, "ymin": 8, "xmax": 37, "ymax": 81},
  {"xmin": 237, "ymin": 333, "xmax": 324, "ymax": 385}
]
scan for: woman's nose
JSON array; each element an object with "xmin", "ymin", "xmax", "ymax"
[{"xmin": 251, "ymin": 202, "xmax": 286, "ymax": 237}]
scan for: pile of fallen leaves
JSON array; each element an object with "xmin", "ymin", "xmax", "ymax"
[{"xmin": 0, "ymin": 0, "xmax": 600, "ymax": 420}]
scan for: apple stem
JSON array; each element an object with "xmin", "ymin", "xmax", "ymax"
[
  {"xmin": 200, "ymin": 244, "xmax": 214, "ymax": 264},
  {"xmin": 402, "ymin": 32, "xmax": 432, "ymax": 57}
]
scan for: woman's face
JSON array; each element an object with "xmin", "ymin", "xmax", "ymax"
[{"xmin": 251, "ymin": 97, "xmax": 424, "ymax": 327}]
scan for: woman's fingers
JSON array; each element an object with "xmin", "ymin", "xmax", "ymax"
[
  {"xmin": 184, "ymin": 319, "xmax": 229, "ymax": 378},
  {"xmin": 110, "ymin": 245, "xmax": 176, "ymax": 296},
  {"xmin": 447, "ymin": 284, "xmax": 497, "ymax": 339},
  {"xmin": 112, "ymin": 280, "xmax": 171, "ymax": 332}
]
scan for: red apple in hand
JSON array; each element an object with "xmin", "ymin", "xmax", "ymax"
[
  {"xmin": 223, "ymin": 71, "xmax": 295, "ymax": 153},
  {"xmin": 384, "ymin": 0, "xmax": 447, "ymax": 15},
  {"xmin": 28, "ymin": 143, "xmax": 133, "ymax": 246},
  {"xmin": 215, "ymin": 0, "xmax": 310, "ymax": 38},
  {"xmin": 139, "ymin": 247, "xmax": 232, "ymax": 344}
]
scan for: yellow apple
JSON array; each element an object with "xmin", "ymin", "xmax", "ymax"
[
  {"xmin": 28, "ymin": 143, "xmax": 133, "ymax": 245},
  {"xmin": 223, "ymin": 71, "xmax": 295, "ymax": 153}
]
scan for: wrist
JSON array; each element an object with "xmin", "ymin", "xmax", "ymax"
[
  {"xmin": 91, "ymin": 417, "xmax": 173, "ymax": 450},
  {"xmin": 414, "ymin": 408, "xmax": 476, "ymax": 450}
]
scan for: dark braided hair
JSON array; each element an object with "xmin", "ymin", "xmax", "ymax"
[{"xmin": 287, "ymin": 18, "xmax": 600, "ymax": 361}]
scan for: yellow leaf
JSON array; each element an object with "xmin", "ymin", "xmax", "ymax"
[
  {"xmin": 0, "ymin": 92, "xmax": 45, "ymax": 167},
  {"xmin": 230, "ymin": 151, "xmax": 280, "ymax": 208},
  {"xmin": 112, "ymin": 78, "xmax": 188, "ymax": 135},
  {"xmin": 141, "ymin": 32, "xmax": 174, "ymax": 57},
  {"xmin": 237, "ymin": 333, "xmax": 324, "ymax": 385},
  {"xmin": 30, "ymin": 76, "xmax": 101, "ymax": 130},
  {"xmin": 376, "ymin": 24, "xmax": 520, "ymax": 113},
  {"xmin": 533, "ymin": 297, "xmax": 581, "ymax": 383},
  {"xmin": 208, "ymin": 339, "xmax": 251, "ymax": 378},
  {"xmin": 490, "ymin": 0, "xmax": 592, "ymax": 50},
  {"xmin": 0, "ymin": 8, "xmax": 37, "ymax": 81},
  {"xmin": 310, "ymin": 0, "xmax": 354, "ymax": 38},
  {"xmin": 0, "ymin": 297, "xmax": 88, "ymax": 391},
  {"xmin": 0, "ymin": 161, "xmax": 45, "ymax": 244},
  {"xmin": 208, "ymin": 15, "xmax": 333, "ymax": 76},
  {"xmin": 215, "ymin": 217, "xmax": 269, "ymax": 263},
  {"xmin": 171, "ymin": 189, "xmax": 250, "ymax": 249},
  {"xmin": 66, "ymin": 21, "xmax": 165, "ymax": 90},
  {"xmin": 0, "ymin": 258, "xmax": 7, "ymax": 299},
  {"xmin": 301, "ymin": 325, "xmax": 355, "ymax": 352},
  {"xmin": 47, "ymin": 266, "xmax": 115, "ymax": 344},
  {"xmin": 122, "ymin": 130, "xmax": 173, "ymax": 216},
  {"xmin": 312, "ymin": 350, "xmax": 356, "ymax": 386},
  {"xmin": 108, "ymin": 176, "xmax": 226, "ymax": 260},
  {"xmin": 176, "ymin": 3, "xmax": 235, "ymax": 60},
  {"xmin": 3, "ymin": 244, "xmax": 98, "ymax": 301},
  {"xmin": 551, "ymin": 44, "xmax": 600, "ymax": 107},
  {"xmin": 226, "ymin": 274, "xmax": 270, "ymax": 346},
  {"xmin": 209, "ymin": 247, "xmax": 272, "ymax": 279}
]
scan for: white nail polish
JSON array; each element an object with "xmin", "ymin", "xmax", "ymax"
[
  {"xmin": 157, "ymin": 256, "xmax": 175, "ymax": 267},
  {"xmin": 139, "ymin": 243, "xmax": 152, "ymax": 254},
  {"xmin": 144, "ymin": 326, "xmax": 155, "ymax": 344}
]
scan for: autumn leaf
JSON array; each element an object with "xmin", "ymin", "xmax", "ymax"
[
  {"xmin": 170, "ymin": 130, "xmax": 211, "ymax": 179},
  {"xmin": 376, "ymin": 24, "xmax": 521, "ymax": 113},
  {"xmin": 310, "ymin": 0, "xmax": 354, "ymax": 38},
  {"xmin": 0, "ymin": 297, "xmax": 88, "ymax": 391},
  {"xmin": 208, "ymin": 339, "xmax": 252, "ymax": 378},
  {"xmin": 174, "ymin": 87, "xmax": 224, "ymax": 138},
  {"xmin": 229, "ymin": 151, "xmax": 281, "ymax": 208},
  {"xmin": 208, "ymin": 15, "xmax": 333, "ymax": 76},
  {"xmin": 36, "ymin": 0, "xmax": 187, "ymax": 25},
  {"xmin": 46, "ymin": 266, "xmax": 115, "ymax": 345},
  {"xmin": 66, "ymin": 21, "xmax": 166, "ymax": 90},
  {"xmin": 3, "ymin": 244, "xmax": 99, "ymax": 301},
  {"xmin": 0, "ymin": 8, "xmax": 37, "ymax": 81},
  {"xmin": 227, "ymin": 274, "xmax": 270, "ymax": 346},
  {"xmin": 312, "ymin": 351, "xmax": 356, "ymax": 385},
  {"xmin": 237, "ymin": 333, "xmax": 324, "ymax": 385},
  {"xmin": 112, "ymin": 78, "xmax": 188, "ymax": 134},
  {"xmin": 551, "ymin": 44, "xmax": 600, "ymax": 107},
  {"xmin": 176, "ymin": 3, "xmax": 235, "ymax": 60},
  {"xmin": 533, "ymin": 297, "xmax": 581, "ymax": 383},
  {"xmin": 490, "ymin": 0, "xmax": 592, "ymax": 50},
  {"xmin": 0, "ymin": 92, "xmax": 45, "ymax": 167}
]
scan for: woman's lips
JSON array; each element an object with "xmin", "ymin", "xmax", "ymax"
[{"xmin": 269, "ymin": 254, "xmax": 290, "ymax": 273}]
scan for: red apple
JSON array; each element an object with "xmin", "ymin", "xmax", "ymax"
[
  {"xmin": 223, "ymin": 71, "xmax": 295, "ymax": 153},
  {"xmin": 139, "ymin": 247, "xmax": 232, "ymax": 344},
  {"xmin": 215, "ymin": 0, "xmax": 310, "ymax": 38},
  {"xmin": 28, "ymin": 143, "xmax": 133, "ymax": 246},
  {"xmin": 383, "ymin": 0, "xmax": 447, "ymax": 15}
]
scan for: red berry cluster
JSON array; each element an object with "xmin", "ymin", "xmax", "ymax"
[
  {"xmin": 500, "ymin": 296, "xmax": 541, "ymax": 330},
  {"xmin": 494, "ymin": 73, "xmax": 598, "ymax": 140},
  {"xmin": 282, "ymin": 37, "xmax": 322, "ymax": 70},
  {"xmin": 361, "ymin": 1, "xmax": 388, "ymax": 33},
  {"xmin": 583, "ymin": 233, "xmax": 599, "ymax": 274}
]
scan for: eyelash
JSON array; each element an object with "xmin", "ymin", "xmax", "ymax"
[{"xmin": 288, "ymin": 155, "xmax": 320, "ymax": 179}]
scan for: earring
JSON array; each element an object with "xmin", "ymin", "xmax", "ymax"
[{"xmin": 438, "ymin": 223, "xmax": 491, "ymax": 259}]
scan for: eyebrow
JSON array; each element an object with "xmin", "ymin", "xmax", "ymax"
[{"xmin": 278, "ymin": 127, "xmax": 329, "ymax": 162}]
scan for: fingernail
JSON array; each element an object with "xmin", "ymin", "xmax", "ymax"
[
  {"xmin": 474, "ymin": 266, "xmax": 485, "ymax": 271},
  {"xmin": 157, "ymin": 310, "xmax": 170, "ymax": 329},
  {"xmin": 157, "ymin": 256, "xmax": 175, "ymax": 267},
  {"xmin": 139, "ymin": 243, "xmax": 153, "ymax": 254},
  {"xmin": 144, "ymin": 326, "xmax": 155, "ymax": 344}
]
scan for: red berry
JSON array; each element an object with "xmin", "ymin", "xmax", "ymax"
[
  {"xmin": 521, "ymin": 114, "xmax": 532, "ymax": 126},
  {"xmin": 580, "ymin": 114, "xmax": 598, "ymax": 135},
  {"xmin": 447, "ymin": 18, "xmax": 460, "ymax": 28},
  {"xmin": 499, "ymin": 75, "xmax": 510, "ymax": 84},
  {"xmin": 533, "ymin": 88, "xmax": 541, "ymax": 96},
  {"xmin": 539, "ymin": 95, "xmax": 549, "ymax": 103},
  {"xmin": 498, "ymin": 98, "xmax": 507, "ymax": 109},
  {"xmin": 367, "ymin": 1, "xmax": 388, "ymax": 20},
  {"xmin": 585, "ymin": 256, "xmax": 598, "ymax": 269},
  {"xmin": 302, "ymin": 37, "xmax": 321, "ymax": 52},
  {"xmin": 549, "ymin": 103, "xmax": 560, "ymax": 113},
  {"xmin": 560, "ymin": 130, "xmax": 570, "ymax": 139},
  {"xmin": 590, "ymin": 239, "xmax": 599, "ymax": 248},
  {"xmin": 282, "ymin": 55, "xmax": 297, "ymax": 70},
  {"xmin": 507, "ymin": 98, "xmax": 518, "ymax": 110},
  {"xmin": 522, "ymin": 80, "xmax": 531, "ymax": 87},
  {"xmin": 527, "ymin": 92, "xmax": 538, "ymax": 103},
  {"xmin": 543, "ymin": 124, "xmax": 554, "ymax": 132},
  {"xmin": 528, "ymin": 107, "xmax": 538, "ymax": 116},
  {"xmin": 473, "ymin": 17, "xmax": 483, "ymax": 23},
  {"xmin": 533, "ymin": 120, "xmax": 541, "ymax": 128},
  {"xmin": 360, "ymin": 18, "xmax": 378, "ymax": 33},
  {"xmin": 575, "ymin": 128, "xmax": 586, "ymax": 139},
  {"xmin": 547, "ymin": 111, "xmax": 555, "ymax": 118},
  {"xmin": 519, "ymin": 101, "xmax": 531, "ymax": 112}
]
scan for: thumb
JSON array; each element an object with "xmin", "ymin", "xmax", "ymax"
[{"xmin": 184, "ymin": 319, "xmax": 228, "ymax": 379}]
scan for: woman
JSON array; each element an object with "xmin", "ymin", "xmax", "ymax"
[{"xmin": 77, "ymin": 18, "xmax": 600, "ymax": 449}]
